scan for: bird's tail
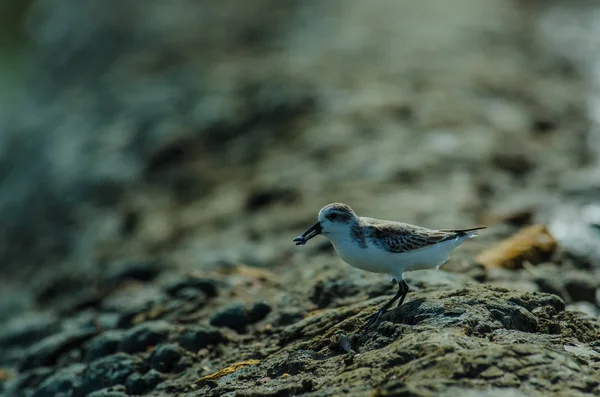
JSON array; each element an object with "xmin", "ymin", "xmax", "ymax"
[{"xmin": 440, "ymin": 226, "xmax": 487, "ymax": 238}]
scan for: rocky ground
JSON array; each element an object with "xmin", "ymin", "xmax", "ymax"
[{"xmin": 2, "ymin": 0, "xmax": 600, "ymax": 396}]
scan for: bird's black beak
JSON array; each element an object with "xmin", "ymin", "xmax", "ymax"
[{"xmin": 293, "ymin": 222, "xmax": 322, "ymax": 246}]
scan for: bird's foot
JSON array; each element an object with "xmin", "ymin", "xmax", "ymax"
[{"xmin": 361, "ymin": 309, "xmax": 384, "ymax": 332}]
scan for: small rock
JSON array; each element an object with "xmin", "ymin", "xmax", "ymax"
[
  {"xmin": 20, "ymin": 328, "xmax": 97, "ymax": 371},
  {"xmin": 475, "ymin": 225, "xmax": 557, "ymax": 269},
  {"xmin": 80, "ymin": 353, "xmax": 140, "ymax": 395},
  {"xmin": 122, "ymin": 321, "xmax": 172, "ymax": 353},
  {"xmin": 149, "ymin": 343, "xmax": 182, "ymax": 373},
  {"xmin": 248, "ymin": 302, "xmax": 272, "ymax": 323},
  {"xmin": 142, "ymin": 369, "xmax": 164, "ymax": 390},
  {"xmin": 85, "ymin": 330, "xmax": 126, "ymax": 362},
  {"xmin": 178, "ymin": 326, "xmax": 225, "ymax": 352},
  {"xmin": 30, "ymin": 364, "xmax": 85, "ymax": 397},
  {"xmin": 210, "ymin": 303, "xmax": 248, "ymax": 332}
]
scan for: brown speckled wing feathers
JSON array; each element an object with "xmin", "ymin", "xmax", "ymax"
[{"xmin": 366, "ymin": 222, "xmax": 458, "ymax": 253}]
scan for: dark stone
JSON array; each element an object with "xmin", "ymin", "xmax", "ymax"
[
  {"xmin": 149, "ymin": 343, "xmax": 182, "ymax": 373},
  {"xmin": 80, "ymin": 353, "xmax": 140, "ymax": 395},
  {"xmin": 19, "ymin": 328, "xmax": 97, "ymax": 370},
  {"xmin": 106, "ymin": 260, "xmax": 164, "ymax": 283},
  {"xmin": 164, "ymin": 276, "xmax": 218, "ymax": 298},
  {"xmin": 85, "ymin": 330, "xmax": 126, "ymax": 362},
  {"xmin": 209, "ymin": 303, "xmax": 248, "ymax": 332},
  {"xmin": 178, "ymin": 326, "xmax": 225, "ymax": 352},
  {"xmin": 31, "ymin": 364, "xmax": 85, "ymax": 397},
  {"xmin": 122, "ymin": 321, "xmax": 172, "ymax": 353},
  {"xmin": 248, "ymin": 301, "xmax": 272, "ymax": 323},
  {"xmin": 125, "ymin": 373, "xmax": 145, "ymax": 395},
  {"xmin": 142, "ymin": 369, "xmax": 164, "ymax": 390}
]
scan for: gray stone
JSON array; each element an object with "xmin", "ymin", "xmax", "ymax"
[{"xmin": 122, "ymin": 321, "xmax": 172, "ymax": 353}]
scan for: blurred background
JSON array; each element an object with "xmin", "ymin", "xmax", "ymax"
[{"xmin": 1, "ymin": 0, "xmax": 600, "ymax": 320}]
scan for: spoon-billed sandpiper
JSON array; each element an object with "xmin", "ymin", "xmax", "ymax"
[{"xmin": 293, "ymin": 203, "xmax": 486, "ymax": 329}]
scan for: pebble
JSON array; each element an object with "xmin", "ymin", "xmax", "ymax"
[
  {"xmin": 149, "ymin": 343, "xmax": 182, "ymax": 373},
  {"xmin": 209, "ymin": 303, "xmax": 248, "ymax": 331},
  {"xmin": 210, "ymin": 301, "xmax": 272, "ymax": 332},
  {"xmin": 85, "ymin": 330, "xmax": 126, "ymax": 362},
  {"xmin": 80, "ymin": 353, "xmax": 140, "ymax": 395},
  {"xmin": 178, "ymin": 326, "xmax": 226, "ymax": 352},
  {"xmin": 122, "ymin": 321, "xmax": 172, "ymax": 353}
]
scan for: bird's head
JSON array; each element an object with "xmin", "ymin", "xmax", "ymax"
[{"xmin": 293, "ymin": 203, "xmax": 357, "ymax": 245}]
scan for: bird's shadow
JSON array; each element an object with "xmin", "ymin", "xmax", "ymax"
[{"xmin": 383, "ymin": 298, "xmax": 426, "ymax": 325}]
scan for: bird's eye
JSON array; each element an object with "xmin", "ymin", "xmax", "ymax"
[{"xmin": 328, "ymin": 213, "xmax": 337, "ymax": 221}]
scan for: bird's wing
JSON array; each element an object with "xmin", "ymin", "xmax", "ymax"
[{"xmin": 366, "ymin": 222, "xmax": 457, "ymax": 253}]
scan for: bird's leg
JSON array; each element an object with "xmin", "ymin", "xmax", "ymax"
[
  {"xmin": 363, "ymin": 280, "xmax": 406, "ymax": 330},
  {"xmin": 396, "ymin": 279, "xmax": 409, "ymax": 307}
]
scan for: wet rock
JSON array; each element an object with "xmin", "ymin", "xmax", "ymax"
[
  {"xmin": 475, "ymin": 225, "xmax": 557, "ymax": 269},
  {"xmin": 19, "ymin": 328, "xmax": 97, "ymax": 370},
  {"xmin": 80, "ymin": 353, "xmax": 141, "ymax": 395},
  {"xmin": 85, "ymin": 330, "xmax": 126, "ymax": 362},
  {"xmin": 122, "ymin": 321, "xmax": 172, "ymax": 353},
  {"xmin": 178, "ymin": 326, "xmax": 226, "ymax": 352},
  {"xmin": 31, "ymin": 364, "xmax": 85, "ymax": 397},
  {"xmin": 149, "ymin": 343, "xmax": 182, "ymax": 373}
]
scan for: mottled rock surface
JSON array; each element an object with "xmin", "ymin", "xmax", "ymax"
[{"xmin": 2, "ymin": 1, "xmax": 600, "ymax": 397}]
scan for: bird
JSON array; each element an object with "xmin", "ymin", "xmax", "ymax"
[{"xmin": 293, "ymin": 203, "xmax": 486, "ymax": 329}]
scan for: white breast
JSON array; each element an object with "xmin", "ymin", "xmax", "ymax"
[{"xmin": 330, "ymin": 234, "xmax": 469, "ymax": 280}]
